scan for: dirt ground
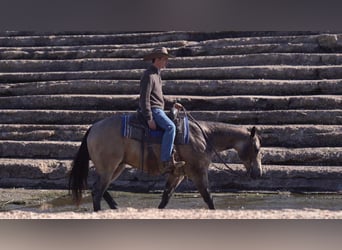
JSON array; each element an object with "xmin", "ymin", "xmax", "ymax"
[
  {"xmin": 0, "ymin": 188, "xmax": 341, "ymax": 219},
  {"xmin": 1, "ymin": 207, "xmax": 342, "ymax": 219}
]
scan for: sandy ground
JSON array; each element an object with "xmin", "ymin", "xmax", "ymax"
[
  {"xmin": 1, "ymin": 189, "xmax": 341, "ymax": 219},
  {"xmin": 1, "ymin": 208, "xmax": 342, "ymax": 219}
]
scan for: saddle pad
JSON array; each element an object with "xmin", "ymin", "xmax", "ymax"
[{"xmin": 121, "ymin": 114, "xmax": 190, "ymax": 144}]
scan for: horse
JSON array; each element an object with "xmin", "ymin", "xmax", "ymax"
[{"xmin": 69, "ymin": 113, "xmax": 262, "ymax": 211}]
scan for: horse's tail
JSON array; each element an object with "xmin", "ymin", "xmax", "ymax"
[{"xmin": 69, "ymin": 127, "xmax": 91, "ymax": 206}]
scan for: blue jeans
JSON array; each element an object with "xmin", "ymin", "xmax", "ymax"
[{"xmin": 152, "ymin": 108, "xmax": 176, "ymax": 162}]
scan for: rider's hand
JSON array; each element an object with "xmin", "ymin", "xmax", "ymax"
[
  {"xmin": 174, "ymin": 103, "xmax": 183, "ymax": 110},
  {"xmin": 148, "ymin": 119, "xmax": 157, "ymax": 130}
]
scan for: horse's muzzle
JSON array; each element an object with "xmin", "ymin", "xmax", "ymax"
[{"xmin": 250, "ymin": 167, "xmax": 262, "ymax": 179}]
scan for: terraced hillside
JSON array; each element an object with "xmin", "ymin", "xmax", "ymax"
[{"xmin": 0, "ymin": 31, "xmax": 341, "ymax": 192}]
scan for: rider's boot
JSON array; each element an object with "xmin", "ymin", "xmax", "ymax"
[{"xmin": 162, "ymin": 160, "xmax": 185, "ymax": 174}]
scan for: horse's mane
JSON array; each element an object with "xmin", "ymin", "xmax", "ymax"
[
  {"xmin": 188, "ymin": 120, "xmax": 250, "ymax": 153},
  {"xmin": 197, "ymin": 120, "xmax": 250, "ymax": 138}
]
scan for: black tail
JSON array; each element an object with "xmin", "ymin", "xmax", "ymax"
[{"xmin": 69, "ymin": 127, "xmax": 91, "ymax": 205}]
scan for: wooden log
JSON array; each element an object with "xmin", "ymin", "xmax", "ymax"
[
  {"xmin": 0, "ymin": 159, "xmax": 339, "ymax": 191},
  {"xmin": 188, "ymin": 110, "xmax": 342, "ymax": 125},
  {"xmin": 1, "ymin": 79, "xmax": 341, "ymax": 96},
  {"xmin": 214, "ymin": 147, "xmax": 342, "ymax": 166},
  {"xmin": 175, "ymin": 43, "xmax": 321, "ymax": 57},
  {"xmin": 0, "ymin": 43, "xmax": 321, "ymax": 60},
  {"xmin": 0, "ymin": 31, "xmax": 189, "ymax": 47},
  {"xmin": 0, "ymin": 110, "xmax": 123, "ymax": 124},
  {"xmin": 0, "ymin": 140, "xmax": 340, "ymax": 166},
  {"xmin": 0, "ymin": 31, "xmax": 341, "ymax": 191},
  {"xmin": 1, "ymin": 94, "xmax": 340, "ymax": 111},
  {"xmin": 4, "ymin": 53, "xmax": 342, "ymax": 72},
  {"xmin": 209, "ymin": 164, "xmax": 342, "ymax": 192},
  {"xmin": 0, "ymin": 124, "xmax": 88, "ymax": 141},
  {"xmin": 0, "ymin": 31, "xmax": 320, "ymax": 47},
  {"xmin": 257, "ymin": 125, "xmax": 342, "ymax": 147},
  {"xmin": 0, "ymin": 109, "xmax": 341, "ymax": 125},
  {"xmin": 163, "ymin": 66, "xmax": 342, "ymax": 80},
  {"xmin": 2, "ymin": 65, "xmax": 342, "ymax": 83},
  {"xmin": 0, "ymin": 124, "xmax": 340, "ymax": 148},
  {"xmin": 0, "ymin": 80, "xmax": 141, "ymax": 96}
]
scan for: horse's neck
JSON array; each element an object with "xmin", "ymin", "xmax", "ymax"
[{"xmin": 205, "ymin": 122, "xmax": 248, "ymax": 152}]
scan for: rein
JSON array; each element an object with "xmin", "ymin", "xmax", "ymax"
[{"xmin": 180, "ymin": 106, "xmax": 244, "ymax": 177}]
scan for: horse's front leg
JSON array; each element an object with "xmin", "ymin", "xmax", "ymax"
[
  {"xmin": 158, "ymin": 174, "xmax": 184, "ymax": 209},
  {"xmin": 191, "ymin": 168, "xmax": 215, "ymax": 210}
]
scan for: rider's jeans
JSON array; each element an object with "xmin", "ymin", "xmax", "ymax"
[{"xmin": 151, "ymin": 108, "xmax": 176, "ymax": 162}]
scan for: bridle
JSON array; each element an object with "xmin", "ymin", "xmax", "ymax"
[{"xmin": 179, "ymin": 105, "xmax": 246, "ymax": 177}]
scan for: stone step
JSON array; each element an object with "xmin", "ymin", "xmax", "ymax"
[
  {"xmin": 2, "ymin": 53, "xmax": 342, "ymax": 72},
  {"xmin": 0, "ymin": 158, "xmax": 340, "ymax": 191},
  {"xmin": 0, "ymin": 124, "xmax": 341, "ymax": 148},
  {"xmin": 2, "ymin": 79, "xmax": 341, "ymax": 96},
  {"xmin": 0, "ymin": 94, "xmax": 340, "ymax": 111},
  {"xmin": 0, "ymin": 109, "xmax": 341, "ymax": 125},
  {"xmin": 2, "ymin": 65, "xmax": 342, "ymax": 83},
  {"xmin": 0, "ymin": 141, "xmax": 340, "ymax": 166}
]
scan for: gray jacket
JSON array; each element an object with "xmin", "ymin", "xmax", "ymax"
[{"xmin": 139, "ymin": 65, "xmax": 165, "ymax": 121}]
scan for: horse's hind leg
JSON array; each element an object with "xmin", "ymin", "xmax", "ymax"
[
  {"xmin": 103, "ymin": 191, "xmax": 117, "ymax": 209},
  {"xmin": 92, "ymin": 163, "xmax": 125, "ymax": 211},
  {"xmin": 103, "ymin": 163, "xmax": 126, "ymax": 209},
  {"xmin": 158, "ymin": 175, "xmax": 184, "ymax": 209},
  {"xmin": 92, "ymin": 173, "xmax": 112, "ymax": 212}
]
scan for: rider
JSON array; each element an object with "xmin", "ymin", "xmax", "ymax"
[{"xmin": 139, "ymin": 47, "xmax": 185, "ymax": 174}]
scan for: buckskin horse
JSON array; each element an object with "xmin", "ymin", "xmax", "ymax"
[{"xmin": 69, "ymin": 111, "xmax": 262, "ymax": 211}]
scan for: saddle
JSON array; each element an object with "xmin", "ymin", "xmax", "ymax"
[{"xmin": 121, "ymin": 108, "xmax": 190, "ymax": 145}]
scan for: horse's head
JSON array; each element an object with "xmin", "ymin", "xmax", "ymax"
[{"xmin": 238, "ymin": 127, "xmax": 262, "ymax": 179}]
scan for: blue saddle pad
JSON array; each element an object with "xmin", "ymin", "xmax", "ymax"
[{"xmin": 121, "ymin": 114, "xmax": 190, "ymax": 144}]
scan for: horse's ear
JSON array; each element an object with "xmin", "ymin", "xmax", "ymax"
[{"xmin": 250, "ymin": 126, "xmax": 256, "ymax": 138}]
